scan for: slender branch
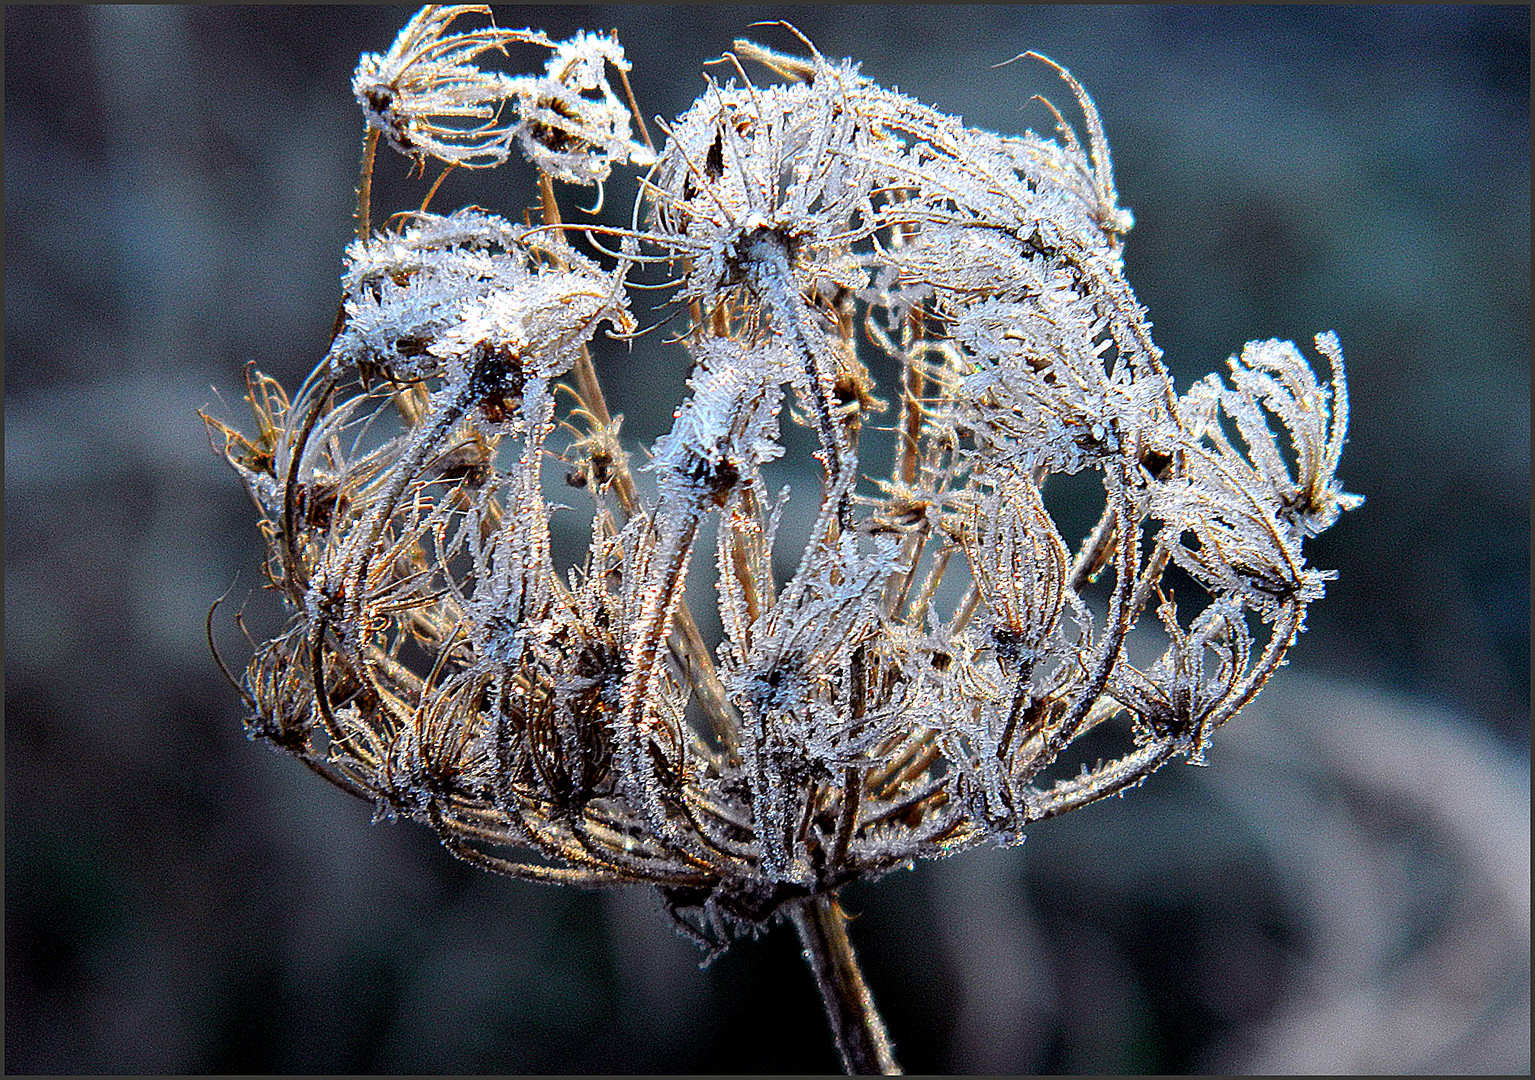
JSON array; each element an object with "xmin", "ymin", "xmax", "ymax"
[
  {"xmin": 790, "ymin": 894, "xmax": 901, "ymax": 1075},
  {"xmin": 354, "ymin": 125, "xmax": 379, "ymax": 242}
]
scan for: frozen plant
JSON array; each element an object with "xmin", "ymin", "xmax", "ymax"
[{"xmin": 205, "ymin": 8, "xmax": 1360, "ymax": 1074}]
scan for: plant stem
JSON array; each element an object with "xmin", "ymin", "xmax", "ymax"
[
  {"xmin": 354, "ymin": 126, "xmax": 379, "ymax": 242},
  {"xmin": 790, "ymin": 894, "xmax": 901, "ymax": 1075}
]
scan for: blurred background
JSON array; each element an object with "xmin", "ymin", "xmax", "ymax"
[{"xmin": 6, "ymin": 5, "xmax": 1528, "ymax": 1073}]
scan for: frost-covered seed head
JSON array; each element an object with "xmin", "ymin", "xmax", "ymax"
[
  {"xmin": 352, "ymin": 4, "xmax": 523, "ymax": 168},
  {"xmin": 210, "ymin": 11, "xmax": 1361, "ymax": 955},
  {"xmin": 505, "ymin": 29, "xmax": 656, "ymax": 185}
]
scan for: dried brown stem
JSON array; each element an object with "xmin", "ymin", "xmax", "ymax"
[
  {"xmin": 790, "ymin": 894, "xmax": 901, "ymax": 1075},
  {"xmin": 354, "ymin": 125, "xmax": 379, "ymax": 242}
]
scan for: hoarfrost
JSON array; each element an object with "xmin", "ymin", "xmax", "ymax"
[{"xmin": 210, "ymin": 11, "xmax": 1362, "ymax": 939}]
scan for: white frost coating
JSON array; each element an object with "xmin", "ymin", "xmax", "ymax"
[
  {"xmin": 327, "ymin": 209, "xmax": 630, "ymax": 384},
  {"xmin": 504, "ymin": 30, "xmax": 656, "ymax": 185},
  {"xmin": 212, "ymin": 12, "xmax": 1363, "ymax": 939}
]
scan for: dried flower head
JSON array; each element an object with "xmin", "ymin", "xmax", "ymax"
[
  {"xmin": 504, "ymin": 28, "xmax": 656, "ymax": 185},
  {"xmin": 352, "ymin": 4, "xmax": 523, "ymax": 168},
  {"xmin": 208, "ymin": 14, "xmax": 1361, "ymax": 1073}
]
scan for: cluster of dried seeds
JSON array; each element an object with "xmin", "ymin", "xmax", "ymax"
[{"xmin": 209, "ymin": 7, "xmax": 1358, "ymax": 966}]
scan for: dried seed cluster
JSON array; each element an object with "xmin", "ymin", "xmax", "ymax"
[{"xmin": 209, "ymin": 7, "xmax": 1358, "ymax": 949}]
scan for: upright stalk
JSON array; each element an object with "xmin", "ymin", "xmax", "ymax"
[
  {"xmin": 790, "ymin": 894, "xmax": 901, "ymax": 1075},
  {"xmin": 354, "ymin": 126, "xmax": 379, "ymax": 242}
]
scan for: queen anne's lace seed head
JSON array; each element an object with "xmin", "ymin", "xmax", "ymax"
[
  {"xmin": 1222, "ymin": 332, "xmax": 1364, "ymax": 539},
  {"xmin": 646, "ymin": 54, "xmax": 880, "ymax": 301},
  {"xmin": 955, "ymin": 474, "xmax": 1072, "ymax": 668},
  {"xmin": 352, "ymin": 7, "xmax": 653, "ymax": 183},
  {"xmin": 209, "ymin": 11, "xmax": 1361, "ymax": 971},
  {"xmin": 651, "ymin": 343, "xmax": 787, "ymax": 506}
]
